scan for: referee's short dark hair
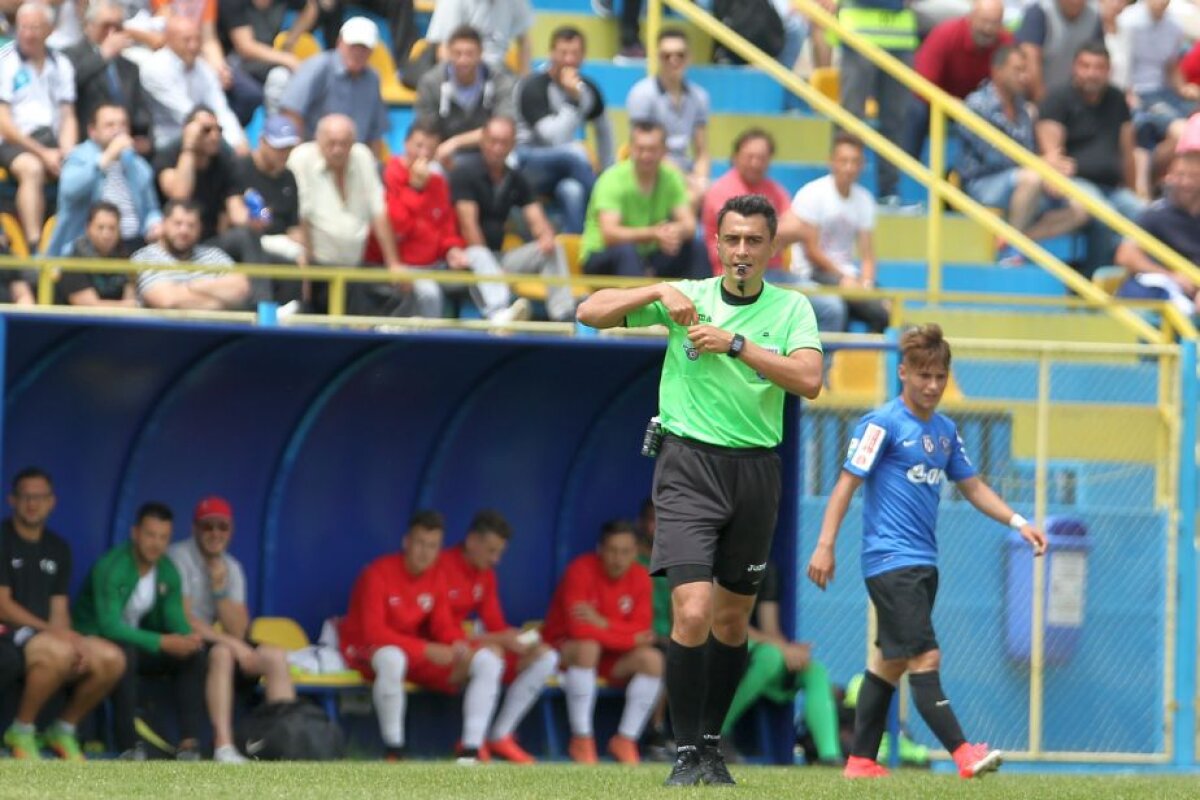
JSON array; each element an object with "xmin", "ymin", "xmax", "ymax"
[
  {"xmin": 468, "ymin": 509, "xmax": 512, "ymax": 541},
  {"xmin": 11, "ymin": 466, "xmax": 52, "ymax": 493},
  {"xmin": 716, "ymin": 194, "xmax": 778, "ymax": 240},
  {"xmin": 599, "ymin": 518, "xmax": 637, "ymax": 544},
  {"xmin": 900, "ymin": 323, "xmax": 952, "ymax": 370},
  {"xmin": 135, "ymin": 501, "xmax": 174, "ymax": 525},
  {"xmin": 409, "ymin": 509, "xmax": 446, "ymax": 532}
]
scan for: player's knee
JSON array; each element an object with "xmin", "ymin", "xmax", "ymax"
[
  {"xmin": 471, "ymin": 646, "xmax": 505, "ymax": 678},
  {"xmin": 755, "ymin": 642, "xmax": 787, "ymax": 674},
  {"xmin": 637, "ymin": 645, "xmax": 664, "ymax": 677},
  {"xmin": 26, "ymin": 633, "xmax": 72, "ymax": 670},
  {"xmin": 710, "ymin": 604, "xmax": 750, "ymax": 643},
  {"xmin": 562, "ymin": 639, "xmax": 601, "ymax": 668},
  {"xmin": 671, "ymin": 599, "xmax": 711, "ymax": 641},
  {"xmin": 208, "ymin": 642, "xmax": 234, "ymax": 669},
  {"xmin": 1015, "ymin": 167, "xmax": 1041, "ymax": 189},
  {"xmin": 371, "ymin": 646, "xmax": 408, "ymax": 682},
  {"xmin": 95, "ymin": 640, "xmax": 127, "ymax": 678}
]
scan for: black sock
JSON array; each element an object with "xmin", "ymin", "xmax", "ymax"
[
  {"xmin": 701, "ymin": 634, "xmax": 748, "ymax": 748},
  {"xmin": 908, "ymin": 670, "xmax": 966, "ymax": 753},
  {"xmin": 667, "ymin": 639, "xmax": 708, "ymax": 751},
  {"xmin": 849, "ymin": 671, "xmax": 896, "ymax": 760}
]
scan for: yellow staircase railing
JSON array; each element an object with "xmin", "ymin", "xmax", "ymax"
[{"xmin": 645, "ymin": 0, "xmax": 1197, "ymax": 345}]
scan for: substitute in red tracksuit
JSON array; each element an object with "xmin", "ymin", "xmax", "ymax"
[
  {"xmin": 542, "ymin": 520, "xmax": 664, "ymax": 765},
  {"xmin": 339, "ymin": 510, "xmax": 504, "ymax": 761},
  {"xmin": 435, "ymin": 510, "xmax": 560, "ymax": 763}
]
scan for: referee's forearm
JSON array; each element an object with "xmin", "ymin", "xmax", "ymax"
[
  {"xmin": 576, "ymin": 285, "xmax": 662, "ymax": 329},
  {"xmin": 740, "ymin": 343, "xmax": 822, "ymax": 399}
]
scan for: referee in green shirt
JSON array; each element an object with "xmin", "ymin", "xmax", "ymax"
[{"xmin": 577, "ymin": 194, "xmax": 823, "ymax": 785}]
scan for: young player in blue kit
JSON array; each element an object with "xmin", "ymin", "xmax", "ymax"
[{"xmin": 807, "ymin": 323, "xmax": 1047, "ymax": 780}]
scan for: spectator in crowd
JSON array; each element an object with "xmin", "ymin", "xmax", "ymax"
[
  {"xmin": 234, "ymin": 114, "xmax": 306, "ymax": 308},
  {"xmin": 719, "ymin": 562, "xmax": 842, "ymax": 765},
  {"xmin": 1100, "ymin": 0, "xmax": 1126, "ymax": 87},
  {"xmin": 425, "ymin": 0, "xmax": 534, "ymax": 75},
  {"xmin": 46, "ymin": 0, "xmax": 83, "ymax": 50},
  {"xmin": 1038, "ymin": 41, "xmax": 1145, "ymax": 277},
  {"xmin": 140, "ymin": 14, "xmax": 247, "ymax": 155},
  {"xmin": 958, "ymin": 47, "xmax": 1089, "ymax": 245},
  {"xmin": 168, "ymin": 496, "xmax": 296, "ymax": 765},
  {"xmin": 73, "ymin": 501, "xmax": 206, "ymax": 761},
  {"xmin": 451, "ymin": 116, "xmax": 569, "ymax": 322},
  {"xmin": 339, "ymin": 510, "xmax": 506, "ymax": 763},
  {"xmin": 542, "ymin": 519, "xmax": 664, "ymax": 765},
  {"xmin": 580, "ymin": 121, "xmax": 701, "ymax": 279},
  {"xmin": 279, "ymin": 16, "xmax": 388, "ymax": 155},
  {"xmin": 700, "ymin": 130, "xmax": 845, "ymax": 332},
  {"xmin": 215, "ymin": 0, "xmax": 317, "ymax": 122},
  {"xmin": 1114, "ymin": 0, "xmax": 1196, "ymax": 198},
  {"xmin": 435, "ymin": 510, "xmax": 561, "ymax": 764},
  {"xmin": 1017, "ymin": 0, "xmax": 1104, "ymax": 103},
  {"xmin": 316, "ymin": 0, "xmax": 414, "ymax": 85},
  {"xmin": 626, "ymin": 30, "xmax": 710, "ymax": 205},
  {"xmin": 54, "ymin": 201, "xmax": 137, "ymax": 306},
  {"xmin": 591, "ymin": 0, "xmax": 646, "ymax": 61},
  {"xmin": 0, "ymin": 467, "xmax": 126, "ymax": 761},
  {"xmin": 903, "ymin": 0, "xmax": 1011, "ymax": 161},
  {"xmin": 288, "ymin": 114, "xmax": 408, "ymax": 315},
  {"xmin": 132, "ymin": 199, "xmax": 252, "ymax": 310},
  {"xmin": 837, "ymin": 0, "xmax": 918, "ymax": 204},
  {"xmin": 0, "ymin": 1, "xmax": 78, "ymax": 252},
  {"xmin": 514, "ymin": 25, "xmax": 612, "ymax": 235},
  {"xmin": 155, "ymin": 105, "xmax": 264, "ymax": 266},
  {"xmin": 415, "ymin": 25, "xmax": 516, "ymax": 169},
  {"xmin": 1115, "ymin": 151, "xmax": 1200, "ymax": 312},
  {"xmin": 791, "ymin": 133, "xmax": 890, "ymax": 333},
  {"xmin": 63, "ymin": 0, "xmax": 154, "ymax": 157},
  {"xmin": 49, "ymin": 103, "xmax": 161, "ymax": 257},
  {"xmin": 369, "ymin": 117, "xmax": 465, "ymax": 318}
]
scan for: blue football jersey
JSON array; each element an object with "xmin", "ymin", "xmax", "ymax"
[{"xmin": 842, "ymin": 397, "xmax": 977, "ymax": 579}]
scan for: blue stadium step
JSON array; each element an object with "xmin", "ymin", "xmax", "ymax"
[
  {"xmin": 568, "ymin": 61, "xmax": 788, "ymax": 114},
  {"xmin": 877, "ymin": 261, "xmax": 1066, "ymax": 296}
]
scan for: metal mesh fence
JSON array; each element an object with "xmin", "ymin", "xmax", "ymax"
[{"xmin": 794, "ymin": 339, "xmax": 1180, "ymax": 762}]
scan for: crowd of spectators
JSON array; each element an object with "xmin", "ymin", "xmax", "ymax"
[{"xmin": 0, "ymin": 0, "xmax": 1188, "ymax": 330}]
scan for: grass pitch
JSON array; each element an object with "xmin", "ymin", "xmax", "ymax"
[{"xmin": 0, "ymin": 762, "xmax": 1193, "ymax": 800}]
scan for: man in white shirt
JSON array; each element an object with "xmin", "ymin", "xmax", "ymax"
[
  {"xmin": 791, "ymin": 133, "xmax": 890, "ymax": 333},
  {"xmin": 139, "ymin": 14, "xmax": 247, "ymax": 154},
  {"xmin": 168, "ymin": 496, "xmax": 296, "ymax": 765},
  {"xmin": 287, "ymin": 113, "xmax": 426, "ymax": 316},
  {"xmin": 0, "ymin": 1, "xmax": 78, "ymax": 252}
]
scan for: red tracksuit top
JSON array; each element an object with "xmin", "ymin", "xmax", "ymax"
[
  {"xmin": 363, "ymin": 157, "xmax": 466, "ymax": 265},
  {"xmin": 541, "ymin": 553, "xmax": 651, "ymax": 653},
  {"xmin": 435, "ymin": 545, "xmax": 509, "ymax": 633},
  {"xmin": 339, "ymin": 554, "xmax": 465, "ymax": 663}
]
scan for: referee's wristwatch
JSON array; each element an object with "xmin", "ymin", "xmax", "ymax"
[{"xmin": 727, "ymin": 333, "xmax": 745, "ymax": 359}]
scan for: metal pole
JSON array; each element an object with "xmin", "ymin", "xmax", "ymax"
[
  {"xmin": 1174, "ymin": 341, "xmax": 1198, "ymax": 766},
  {"xmin": 926, "ymin": 102, "xmax": 945, "ymax": 303},
  {"xmin": 1028, "ymin": 350, "xmax": 1051, "ymax": 755}
]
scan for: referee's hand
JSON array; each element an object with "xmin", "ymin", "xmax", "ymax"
[
  {"xmin": 807, "ymin": 543, "xmax": 836, "ymax": 590},
  {"xmin": 657, "ymin": 283, "xmax": 698, "ymax": 326}
]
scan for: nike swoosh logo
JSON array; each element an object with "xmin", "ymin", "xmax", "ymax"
[
  {"xmin": 902, "ymin": 440, "xmax": 917, "ymax": 447},
  {"xmin": 936, "ymin": 700, "xmax": 950, "ymax": 707},
  {"xmin": 246, "ymin": 739, "xmax": 266, "ymax": 755}
]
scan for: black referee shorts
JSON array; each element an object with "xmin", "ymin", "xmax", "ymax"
[
  {"xmin": 866, "ymin": 565, "xmax": 940, "ymax": 661},
  {"xmin": 649, "ymin": 434, "xmax": 781, "ymax": 596}
]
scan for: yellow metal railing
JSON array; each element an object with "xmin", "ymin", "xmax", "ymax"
[
  {"xmin": 24, "ymin": 253, "xmax": 1193, "ymax": 337},
  {"xmin": 645, "ymin": 0, "xmax": 1197, "ymax": 345}
]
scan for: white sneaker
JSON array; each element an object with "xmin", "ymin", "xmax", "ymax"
[
  {"xmin": 490, "ymin": 298, "xmax": 532, "ymax": 325},
  {"xmin": 215, "ymin": 744, "xmax": 249, "ymax": 764}
]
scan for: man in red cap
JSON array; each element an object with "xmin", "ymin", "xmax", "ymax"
[{"xmin": 167, "ymin": 495, "xmax": 296, "ymax": 763}]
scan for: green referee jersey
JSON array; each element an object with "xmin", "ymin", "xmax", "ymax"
[{"xmin": 627, "ymin": 277, "xmax": 822, "ymax": 449}]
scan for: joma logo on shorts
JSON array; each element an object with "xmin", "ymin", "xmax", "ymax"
[{"xmin": 746, "ymin": 562, "xmax": 767, "ymax": 572}]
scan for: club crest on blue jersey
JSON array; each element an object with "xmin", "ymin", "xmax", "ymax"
[
  {"xmin": 922, "ymin": 435, "xmax": 935, "ymax": 454},
  {"xmin": 940, "ymin": 436, "xmax": 951, "ymax": 454}
]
